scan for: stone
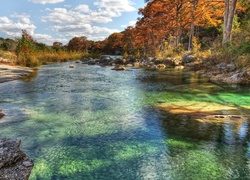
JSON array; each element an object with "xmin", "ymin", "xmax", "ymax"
[
  {"xmin": 214, "ymin": 115, "xmax": 225, "ymax": 118},
  {"xmin": 87, "ymin": 60, "xmax": 96, "ymax": 65},
  {"xmin": 114, "ymin": 58, "xmax": 126, "ymax": 65},
  {"xmin": 226, "ymin": 64, "xmax": 236, "ymax": 71},
  {"xmin": 133, "ymin": 62, "xmax": 140, "ymax": 67},
  {"xmin": 0, "ymin": 138, "xmax": 33, "ymax": 180},
  {"xmin": 75, "ymin": 60, "xmax": 82, "ymax": 63},
  {"xmin": 182, "ymin": 53, "xmax": 197, "ymax": 63},
  {"xmin": 230, "ymin": 115, "xmax": 241, "ymax": 119},
  {"xmin": 23, "ymin": 161, "xmax": 34, "ymax": 167},
  {"xmin": 126, "ymin": 64, "xmax": 133, "ymax": 67},
  {"xmin": 175, "ymin": 65, "xmax": 184, "ymax": 70},
  {"xmin": 111, "ymin": 64, "xmax": 126, "ymax": 70},
  {"xmin": 217, "ymin": 62, "xmax": 227, "ymax": 69},
  {"xmin": 0, "ymin": 109, "xmax": 4, "ymax": 119},
  {"xmin": 156, "ymin": 64, "xmax": 166, "ymax": 69}
]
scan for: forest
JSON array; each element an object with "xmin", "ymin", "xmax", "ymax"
[{"xmin": 0, "ymin": 0, "xmax": 249, "ymax": 70}]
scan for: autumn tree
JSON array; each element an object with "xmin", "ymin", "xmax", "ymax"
[
  {"xmin": 67, "ymin": 36, "xmax": 89, "ymax": 53},
  {"xmin": 137, "ymin": 0, "xmax": 225, "ymax": 54},
  {"xmin": 53, "ymin": 42, "xmax": 63, "ymax": 47},
  {"xmin": 103, "ymin": 32, "xmax": 124, "ymax": 54},
  {"xmin": 122, "ymin": 26, "xmax": 136, "ymax": 56},
  {"xmin": 16, "ymin": 30, "xmax": 39, "ymax": 67}
]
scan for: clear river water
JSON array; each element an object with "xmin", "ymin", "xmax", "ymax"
[{"xmin": 0, "ymin": 62, "xmax": 250, "ymax": 179}]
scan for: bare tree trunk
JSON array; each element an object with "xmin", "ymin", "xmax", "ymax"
[
  {"xmin": 188, "ymin": 0, "xmax": 198, "ymax": 51},
  {"xmin": 222, "ymin": 0, "xmax": 237, "ymax": 46}
]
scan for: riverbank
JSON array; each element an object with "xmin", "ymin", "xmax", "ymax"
[
  {"xmin": 0, "ymin": 57, "xmax": 249, "ymax": 86},
  {"xmin": 194, "ymin": 61, "xmax": 250, "ymax": 85},
  {"xmin": 0, "ymin": 64, "xmax": 34, "ymax": 83}
]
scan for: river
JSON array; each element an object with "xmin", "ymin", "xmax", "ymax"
[{"xmin": 0, "ymin": 62, "xmax": 250, "ymax": 179}]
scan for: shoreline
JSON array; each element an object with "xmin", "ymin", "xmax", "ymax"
[
  {"xmin": 0, "ymin": 61, "xmax": 249, "ymax": 86},
  {"xmin": 0, "ymin": 64, "xmax": 34, "ymax": 83},
  {"xmin": 196, "ymin": 69, "xmax": 250, "ymax": 86}
]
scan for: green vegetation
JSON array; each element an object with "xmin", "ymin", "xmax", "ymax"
[{"xmin": 15, "ymin": 30, "xmax": 87, "ymax": 67}]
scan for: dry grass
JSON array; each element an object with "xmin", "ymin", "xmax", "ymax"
[{"xmin": 0, "ymin": 50, "xmax": 17, "ymax": 65}]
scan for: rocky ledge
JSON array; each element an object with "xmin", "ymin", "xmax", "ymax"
[
  {"xmin": 0, "ymin": 138, "xmax": 34, "ymax": 180},
  {"xmin": 197, "ymin": 63, "xmax": 250, "ymax": 85},
  {"xmin": 0, "ymin": 65, "xmax": 34, "ymax": 83}
]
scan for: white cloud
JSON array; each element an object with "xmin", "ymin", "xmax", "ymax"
[
  {"xmin": 74, "ymin": 5, "xmax": 90, "ymax": 13},
  {"xmin": 42, "ymin": 7, "xmax": 113, "ymax": 25},
  {"xmin": 94, "ymin": 0, "xmax": 136, "ymax": 14},
  {"xmin": 33, "ymin": 33, "xmax": 68, "ymax": 45},
  {"xmin": 0, "ymin": 17, "xmax": 12, "ymax": 24},
  {"xmin": 53, "ymin": 24, "xmax": 119, "ymax": 41},
  {"xmin": 0, "ymin": 14, "xmax": 36, "ymax": 38},
  {"xmin": 41, "ymin": 1, "xmax": 137, "ymax": 42},
  {"xmin": 121, "ymin": 20, "xmax": 136, "ymax": 28},
  {"xmin": 29, "ymin": 0, "xmax": 64, "ymax": 4},
  {"xmin": 42, "ymin": 1, "xmax": 137, "ymax": 26}
]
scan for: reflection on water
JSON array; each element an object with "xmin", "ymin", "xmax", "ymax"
[{"xmin": 0, "ymin": 62, "xmax": 250, "ymax": 179}]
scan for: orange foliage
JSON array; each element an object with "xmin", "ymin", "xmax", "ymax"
[{"xmin": 122, "ymin": 0, "xmax": 227, "ymax": 57}]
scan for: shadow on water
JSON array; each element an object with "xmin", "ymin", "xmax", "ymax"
[{"xmin": 22, "ymin": 68, "xmax": 39, "ymax": 82}]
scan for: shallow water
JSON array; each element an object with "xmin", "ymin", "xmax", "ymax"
[{"xmin": 0, "ymin": 62, "xmax": 250, "ymax": 179}]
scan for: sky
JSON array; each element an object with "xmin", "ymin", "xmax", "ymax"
[{"xmin": 0, "ymin": 0, "xmax": 146, "ymax": 45}]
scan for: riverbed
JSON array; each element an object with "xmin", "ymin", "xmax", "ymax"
[{"xmin": 0, "ymin": 62, "xmax": 250, "ymax": 179}]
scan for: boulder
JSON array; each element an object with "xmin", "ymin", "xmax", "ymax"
[
  {"xmin": 226, "ymin": 64, "xmax": 236, "ymax": 71},
  {"xmin": 133, "ymin": 62, "xmax": 141, "ymax": 67},
  {"xmin": 0, "ymin": 138, "xmax": 34, "ymax": 180},
  {"xmin": 156, "ymin": 64, "xmax": 166, "ymax": 69},
  {"xmin": 99, "ymin": 56, "xmax": 112, "ymax": 66},
  {"xmin": 0, "ymin": 109, "xmax": 4, "ymax": 119},
  {"xmin": 0, "ymin": 113, "xmax": 4, "ymax": 119},
  {"xmin": 111, "ymin": 65, "xmax": 126, "ymax": 70},
  {"xmin": 182, "ymin": 53, "xmax": 197, "ymax": 63},
  {"xmin": 114, "ymin": 58, "xmax": 126, "ymax": 65},
  {"xmin": 75, "ymin": 60, "xmax": 82, "ymax": 63},
  {"xmin": 175, "ymin": 65, "xmax": 185, "ymax": 70},
  {"xmin": 172, "ymin": 57, "xmax": 182, "ymax": 66},
  {"xmin": 217, "ymin": 62, "xmax": 235, "ymax": 71},
  {"xmin": 230, "ymin": 71, "xmax": 250, "ymax": 84},
  {"xmin": 126, "ymin": 64, "xmax": 133, "ymax": 67},
  {"xmin": 217, "ymin": 62, "xmax": 227, "ymax": 69},
  {"xmin": 87, "ymin": 60, "xmax": 96, "ymax": 65}
]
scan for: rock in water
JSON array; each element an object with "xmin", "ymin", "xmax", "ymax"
[
  {"xmin": 0, "ymin": 138, "xmax": 34, "ymax": 180},
  {"xmin": 0, "ymin": 109, "xmax": 4, "ymax": 119},
  {"xmin": 111, "ymin": 64, "xmax": 126, "ymax": 70}
]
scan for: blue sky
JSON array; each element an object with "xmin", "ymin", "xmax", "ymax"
[{"xmin": 0, "ymin": 0, "xmax": 145, "ymax": 45}]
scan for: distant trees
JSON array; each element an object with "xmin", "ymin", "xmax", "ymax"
[
  {"xmin": 15, "ymin": 30, "xmax": 84, "ymax": 67},
  {"xmin": 67, "ymin": 36, "xmax": 89, "ymax": 53},
  {"xmin": 103, "ymin": 32, "xmax": 123, "ymax": 55},
  {"xmin": 0, "ymin": 38, "xmax": 17, "ymax": 51}
]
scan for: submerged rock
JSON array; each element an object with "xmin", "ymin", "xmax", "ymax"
[
  {"xmin": 156, "ymin": 101, "xmax": 249, "ymax": 124},
  {"xmin": 0, "ymin": 109, "xmax": 4, "ymax": 119},
  {"xmin": 69, "ymin": 65, "xmax": 75, "ymax": 68},
  {"xmin": 0, "ymin": 138, "xmax": 34, "ymax": 180}
]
